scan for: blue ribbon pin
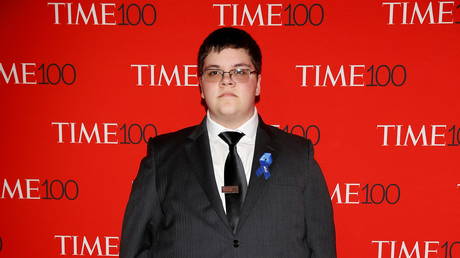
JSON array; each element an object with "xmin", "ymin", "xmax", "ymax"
[{"xmin": 256, "ymin": 153, "xmax": 272, "ymax": 180}]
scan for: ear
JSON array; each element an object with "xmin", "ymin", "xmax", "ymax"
[
  {"xmin": 200, "ymin": 88, "xmax": 205, "ymax": 99},
  {"xmin": 199, "ymin": 78, "xmax": 205, "ymax": 99},
  {"xmin": 255, "ymin": 74, "xmax": 261, "ymax": 96}
]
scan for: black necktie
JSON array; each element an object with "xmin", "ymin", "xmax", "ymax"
[{"xmin": 218, "ymin": 131, "xmax": 247, "ymax": 233}]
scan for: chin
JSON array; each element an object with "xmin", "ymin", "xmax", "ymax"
[
  {"xmin": 218, "ymin": 107, "xmax": 240, "ymax": 117},
  {"xmin": 215, "ymin": 101, "xmax": 237, "ymax": 111}
]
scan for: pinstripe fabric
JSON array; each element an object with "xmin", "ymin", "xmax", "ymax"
[{"xmin": 120, "ymin": 117, "xmax": 336, "ymax": 258}]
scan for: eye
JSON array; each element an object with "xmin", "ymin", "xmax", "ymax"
[
  {"xmin": 233, "ymin": 69, "xmax": 248, "ymax": 75},
  {"xmin": 206, "ymin": 70, "xmax": 220, "ymax": 77}
]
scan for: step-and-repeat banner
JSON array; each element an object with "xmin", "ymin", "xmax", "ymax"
[{"xmin": 1, "ymin": 0, "xmax": 459, "ymax": 257}]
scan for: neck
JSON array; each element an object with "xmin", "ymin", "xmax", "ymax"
[{"xmin": 209, "ymin": 110, "xmax": 255, "ymax": 130}]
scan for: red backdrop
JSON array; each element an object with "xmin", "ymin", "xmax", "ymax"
[{"xmin": 1, "ymin": 0, "xmax": 459, "ymax": 257}]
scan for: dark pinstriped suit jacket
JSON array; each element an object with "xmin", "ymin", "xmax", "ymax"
[{"xmin": 120, "ymin": 117, "xmax": 336, "ymax": 258}]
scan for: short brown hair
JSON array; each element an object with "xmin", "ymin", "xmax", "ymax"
[{"xmin": 197, "ymin": 27, "xmax": 262, "ymax": 76}]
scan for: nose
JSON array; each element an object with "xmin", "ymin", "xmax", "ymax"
[{"xmin": 220, "ymin": 72, "xmax": 235, "ymax": 87}]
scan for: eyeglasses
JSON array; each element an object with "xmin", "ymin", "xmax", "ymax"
[{"xmin": 201, "ymin": 68, "xmax": 257, "ymax": 83}]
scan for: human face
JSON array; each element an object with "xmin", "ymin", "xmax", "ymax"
[{"xmin": 200, "ymin": 48, "xmax": 261, "ymax": 128}]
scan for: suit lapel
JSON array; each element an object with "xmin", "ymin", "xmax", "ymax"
[
  {"xmin": 237, "ymin": 118, "xmax": 277, "ymax": 231},
  {"xmin": 184, "ymin": 116, "xmax": 278, "ymax": 235},
  {"xmin": 184, "ymin": 119, "xmax": 232, "ymax": 232}
]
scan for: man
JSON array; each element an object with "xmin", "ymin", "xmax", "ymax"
[{"xmin": 120, "ymin": 27, "xmax": 336, "ymax": 258}]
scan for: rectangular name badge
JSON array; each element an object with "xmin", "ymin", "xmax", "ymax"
[{"xmin": 221, "ymin": 186, "xmax": 239, "ymax": 194}]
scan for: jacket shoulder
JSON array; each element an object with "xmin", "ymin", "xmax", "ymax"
[
  {"xmin": 145, "ymin": 125, "xmax": 198, "ymax": 153},
  {"xmin": 264, "ymin": 124, "xmax": 314, "ymax": 157}
]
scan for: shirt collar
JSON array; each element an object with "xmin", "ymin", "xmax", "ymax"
[{"xmin": 206, "ymin": 107, "xmax": 259, "ymax": 144}]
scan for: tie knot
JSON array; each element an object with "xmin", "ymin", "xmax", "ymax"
[{"xmin": 218, "ymin": 131, "xmax": 245, "ymax": 147}]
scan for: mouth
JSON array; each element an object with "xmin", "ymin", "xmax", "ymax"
[{"xmin": 219, "ymin": 92, "xmax": 237, "ymax": 98}]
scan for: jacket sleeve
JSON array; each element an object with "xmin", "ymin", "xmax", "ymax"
[
  {"xmin": 120, "ymin": 138, "xmax": 163, "ymax": 258},
  {"xmin": 304, "ymin": 140, "xmax": 337, "ymax": 258}
]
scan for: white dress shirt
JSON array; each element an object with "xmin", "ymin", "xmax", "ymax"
[{"xmin": 206, "ymin": 108, "xmax": 259, "ymax": 211}]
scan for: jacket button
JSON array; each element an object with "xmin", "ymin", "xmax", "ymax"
[{"xmin": 233, "ymin": 240, "xmax": 239, "ymax": 248}]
